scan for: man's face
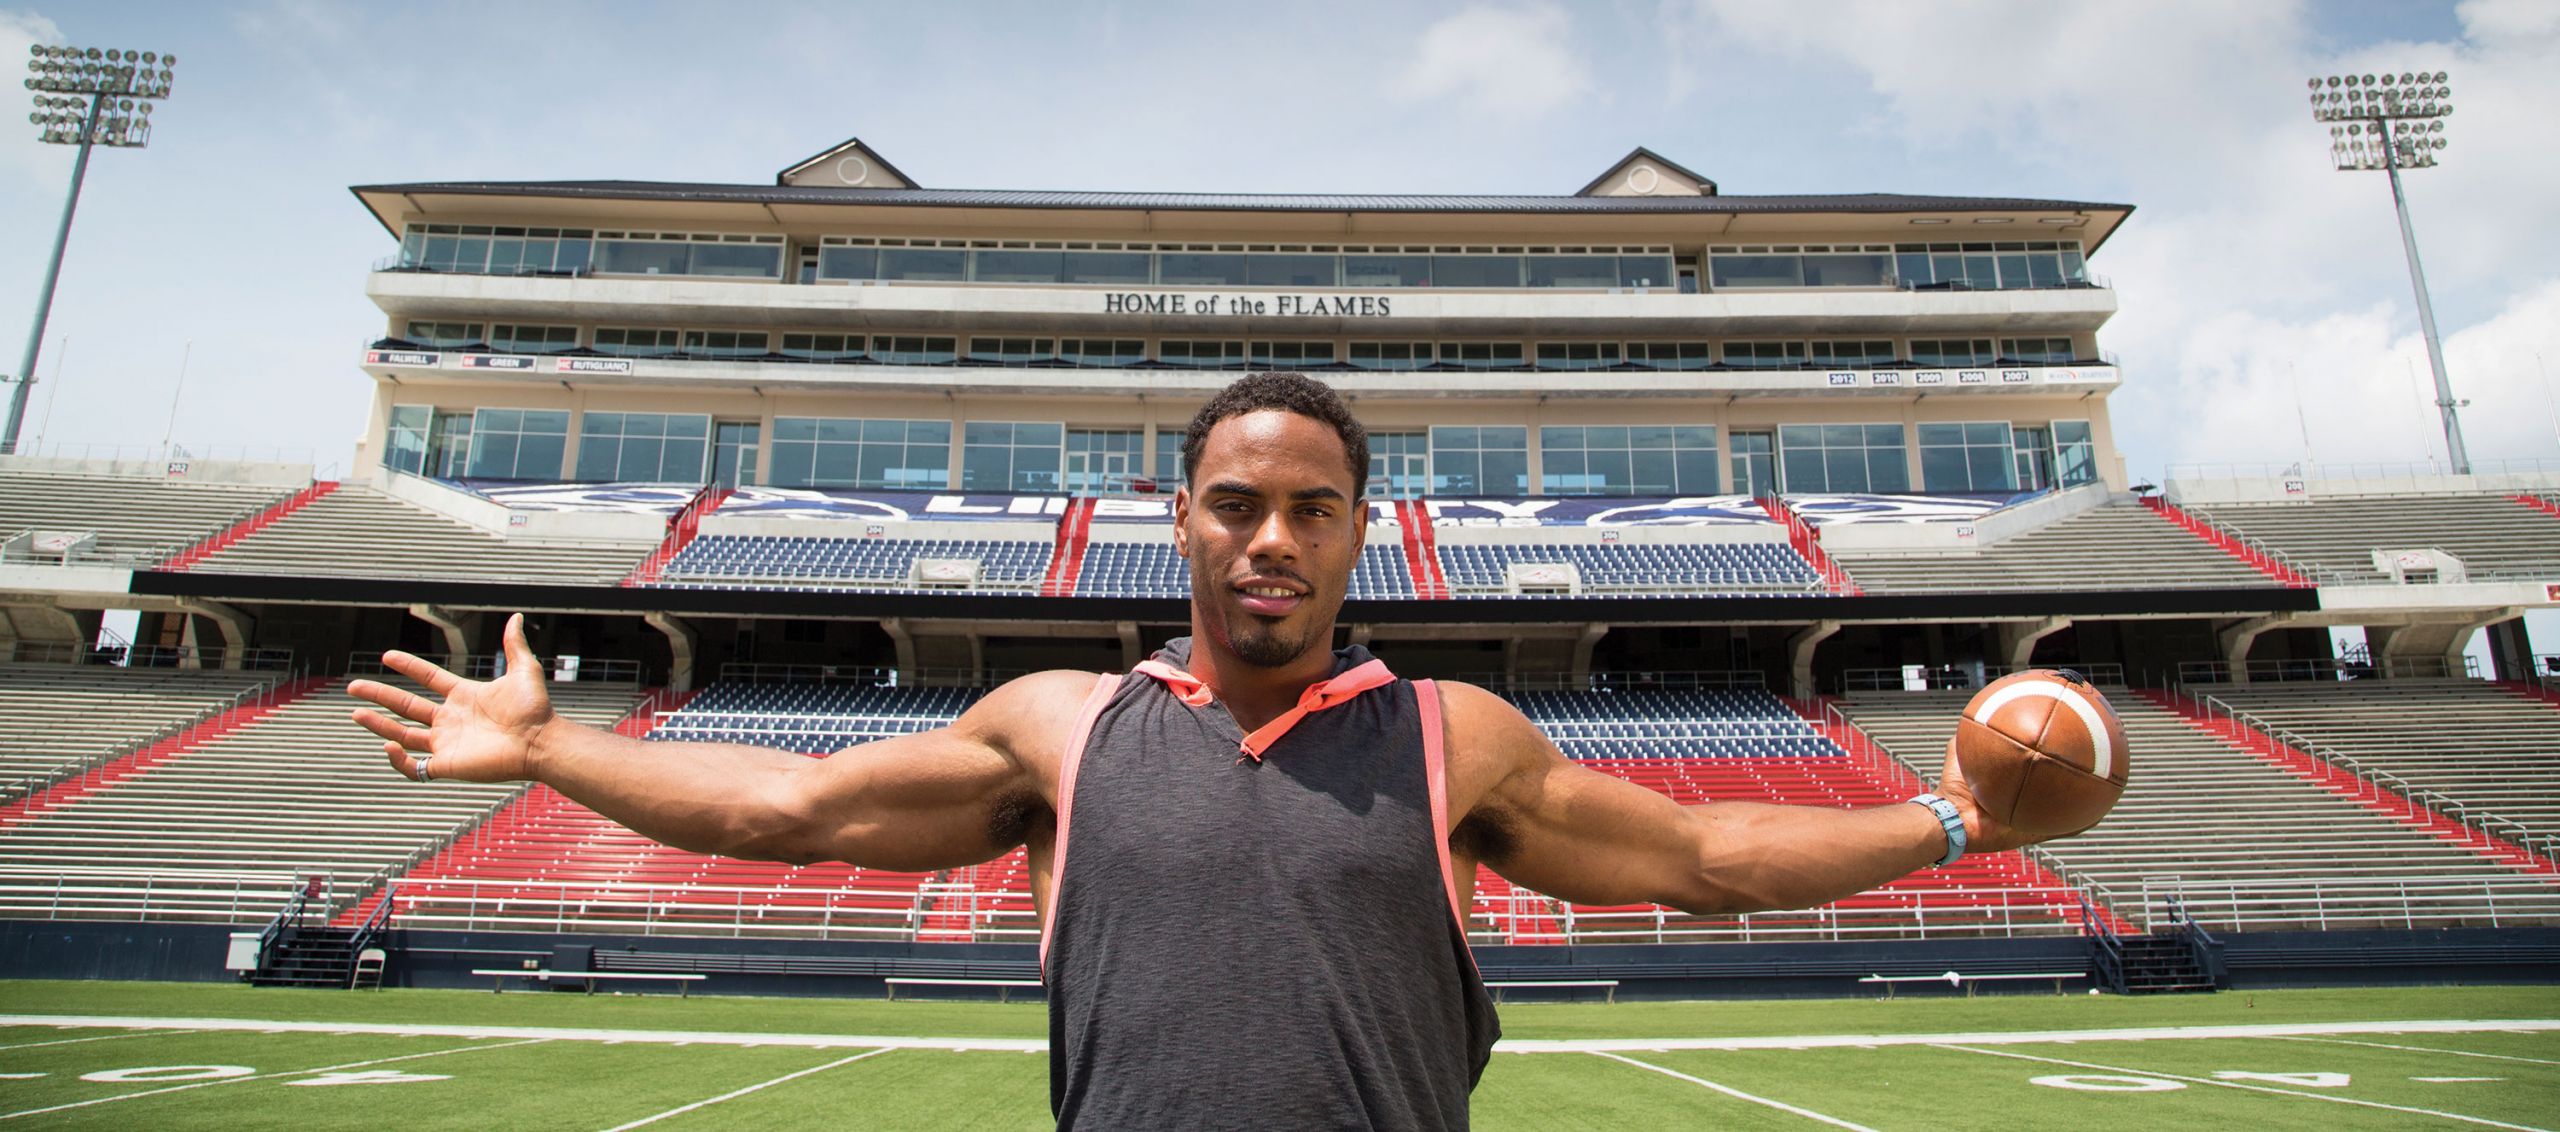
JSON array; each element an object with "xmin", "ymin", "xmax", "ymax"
[{"xmin": 1173, "ymin": 410, "xmax": 1365, "ymax": 670}]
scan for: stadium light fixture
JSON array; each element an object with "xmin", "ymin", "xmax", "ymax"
[
  {"xmin": 4, "ymin": 43, "xmax": 178, "ymax": 455},
  {"xmin": 2306, "ymin": 68, "xmax": 2468, "ymax": 473}
]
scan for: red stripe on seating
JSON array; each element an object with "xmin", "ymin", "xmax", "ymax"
[
  {"xmin": 2136, "ymin": 688, "xmax": 2557, "ymax": 876},
  {"xmin": 1040, "ymin": 498, "xmax": 1096, "ymax": 596},
  {"xmin": 158, "ymin": 481, "xmax": 339, "ymax": 572},
  {"xmin": 2139, "ymin": 496, "xmax": 2313, "ymax": 587},
  {"xmin": 621, "ymin": 484, "xmax": 734, "ymax": 586},
  {"xmin": 1761, "ymin": 496, "xmax": 1861, "ymax": 595},
  {"xmin": 0, "ymin": 673, "xmax": 337, "ymax": 829},
  {"xmin": 2509, "ymin": 493, "xmax": 2560, "ymax": 519}
]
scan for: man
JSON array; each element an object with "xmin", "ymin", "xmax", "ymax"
[{"xmin": 351, "ymin": 372, "xmax": 2032, "ymax": 1130}]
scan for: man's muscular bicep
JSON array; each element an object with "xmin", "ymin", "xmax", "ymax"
[
  {"xmin": 1442, "ymin": 681, "xmax": 1727, "ymax": 914},
  {"xmin": 763, "ymin": 669, "xmax": 1091, "ymax": 869}
]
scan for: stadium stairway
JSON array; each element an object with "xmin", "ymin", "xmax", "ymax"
[
  {"xmin": 619, "ymin": 484, "xmax": 733, "ymax": 586},
  {"xmin": 158, "ymin": 480, "xmax": 341, "ymax": 572},
  {"xmin": 1828, "ymin": 502, "xmax": 2280, "ymax": 593},
  {"xmin": 2181, "ymin": 492, "xmax": 2560, "ymax": 583},
  {"xmin": 0, "ymin": 671, "xmax": 332, "ymax": 819},
  {"xmin": 2155, "ymin": 681, "xmax": 2560, "ymax": 869},
  {"xmin": 1391, "ymin": 499, "xmax": 1452, "ymax": 599},
  {"xmin": 0, "ymin": 676, "xmax": 642, "ymax": 924},
  {"xmin": 1038, "ymin": 498, "xmax": 1098, "ymax": 596},
  {"xmin": 1762, "ymin": 496, "xmax": 1860, "ymax": 595},
  {"xmin": 178, "ymin": 483, "xmax": 656, "ymax": 585},
  {"xmin": 0, "ymin": 467, "xmax": 297, "ymax": 566},
  {"xmin": 1835, "ymin": 688, "xmax": 2560, "ymax": 933},
  {"xmin": 2137, "ymin": 496, "xmax": 2313, "ymax": 586}
]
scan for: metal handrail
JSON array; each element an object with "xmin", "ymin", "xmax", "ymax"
[
  {"xmin": 0, "ymin": 668, "xmax": 296, "ymax": 800},
  {"xmin": 1836, "ymin": 663, "xmax": 2127, "ymax": 693},
  {"xmin": 2193, "ymin": 691, "xmax": 2560, "ymax": 863}
]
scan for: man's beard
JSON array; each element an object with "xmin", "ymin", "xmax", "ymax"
[{"xmin": 1225, "ymin": 616, "xmax": 1318, "ymax": 668}]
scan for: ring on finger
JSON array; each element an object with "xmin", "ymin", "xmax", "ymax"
[{"xmin": 411, "ymin": 755, "xmax": 433, "ymax": 783}]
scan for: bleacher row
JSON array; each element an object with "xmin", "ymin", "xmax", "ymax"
[
  {"xmin": 11, "ymin": 464, "xmax": 2560, "ymax": 596},
  {"xmin": 4, "ymin": 663, "xmax": 2553, "ymax": 941}
]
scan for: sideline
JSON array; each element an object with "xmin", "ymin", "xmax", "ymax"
[
  {"xmin": 2272, "ymin": 1035, "xmax": 2560, "ymax": 1067},
  {"xmin": 1587, "ymin": 1051, "xmax": 1878, "ymax": 1130},
  {"xmin": 4, "ymin": 1014, "xmax": 2554, "ymax": 1054}
]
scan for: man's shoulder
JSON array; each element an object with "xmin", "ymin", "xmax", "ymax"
[
  {"xmin": 983, "ymin": 669, "xmax": 1110, "ymax": 713},
  {"xmin": 1419, "ymin": 679, "xmax": 1537, "ymax": 747}
]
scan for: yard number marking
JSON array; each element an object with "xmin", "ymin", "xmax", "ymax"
[
  {"xmin": 1939, "ymin": 1045, "xmax": 2553, "ymax": 1132},
  {"xmin": 2031, "ymin": 1075, "xmax": 2184, "ymax": 1092},
  {"xmin": 2214, "ymin": 1071, "xmax": 2350, "ymax": 1088}
]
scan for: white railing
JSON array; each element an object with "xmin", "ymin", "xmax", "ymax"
[
  {"xmin": 2188, "ymin": 691, "xmax": 2559, "ymax": 864},
  {"xmin": 1837, "ymin": 663, "xmax": 2126, "ymax": 693},
  {"xmin": 1473, "ymin": 885, "xmax": 2091, "ymax": 945},
  {"xmin": 0, "ymin": 669, "xmax": 297, "ymax": 801},
  {"xmin": 5, "ymin": 441, "xmax": 319, "ymax": 465},
  {"xmin": 0, "ymin": 865, "xmax": 302, "ymax": 924},
  {"xmin": 383, "ymin": 877, "xmax": 1039, "ymax": 942},
  {"xmin": 2165, "ymin": 457, "xmax": 2560, "ymax": 482},
  {"xmin": 2139, "ymin": 874, "xmax": 2560, "ymax": 933}
]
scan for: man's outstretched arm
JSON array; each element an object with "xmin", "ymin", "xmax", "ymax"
[
  {"xmin": 1440, "ymin": 681, "xmax": 2028, "ymax": 916},
  {"xmin": 348, "ymin": 614, "xmax": 1091, "ymax": 871}
]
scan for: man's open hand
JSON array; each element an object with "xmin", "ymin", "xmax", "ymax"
[{"xmin": 348, "ymin": 613, "xmax": 557, "ymax": 784}]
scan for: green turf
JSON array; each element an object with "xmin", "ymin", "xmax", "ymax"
[{"xmin": 1, "ymin": 982, "xmax": 2553, "ymax": 1130}]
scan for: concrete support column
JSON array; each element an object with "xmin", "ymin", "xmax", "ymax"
[
  {"xmin": 2440, "ymin": 608, "xmax": 2525, "ymax": 679},
  {"xmin": 180, "ymin": 600, "xmax": 251, "ymax": 670},
  {"xmin": 1786, "ymin": 620, "xmax": 1842, "ymax": 701},
  {"xmin": 2216, "ymin": 613, "xmax": 2294, "ymax": 686},
  {"xmin": 2485, "ymin": 616, "xmax": 2535, "ymax": 681},
  {"xmin": 643, "ymin": 610, "xmax": 697, "ymax": 693},
  {"xmin": 881, "ymin": 618, "xmax": 917, "ymax": 685},
  {"xmin": 1116, "ymin": 621, "xmax": 1141, "ymax": 673},
  {"xmin": 1995, "ymin": 616, "xmax": 2072, "ymax": 671},
  {"xmin": 1571, "ymin": 622, "xmax": 1610, "ymax": 687},
  {"xmin": 406, "ymin": 604, "xmax": 472, "ymax": 672}
]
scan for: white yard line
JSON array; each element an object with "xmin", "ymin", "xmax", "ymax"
[
  {"xmin": 1586, "ymin": 1051, "xmax": 1878, "ymax": 1131},
  {"xmin": 597, "ymin": 1048, "xmax": 892, "ymax": 1131},
  {"xmin": 0, "ymin": 1015, "xmax": 1041, "ymax": 1052},
  {"xmin": 0, "ymin": 1014, "xmax": 2553, "ymax": 1055},
  {"xmin": 0, "ymin": 1037, "xmax": 552, "ymax": 1121},
  {"xmin": 0, "ymin": 1031, "xmax": 161, "ymax": 1053},
  {"xmin": 2271, "ymin": 1036, "xmax": 2560, "ymax": 1067},
  {"xmin": 1935, "ymin": 1044, "xmax": 2553, "ymax": 1132},
  {"xmin": 1497, "ymin": 1019, "xmax": 2560, "ymax": 1053}
]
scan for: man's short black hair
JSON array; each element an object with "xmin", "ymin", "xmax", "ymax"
[{"xmin": 1181, "ymin": 372, "xmax": 1369, "ymax": 495}]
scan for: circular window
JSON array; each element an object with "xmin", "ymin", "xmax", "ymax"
[
  {"xmin": 836, "ymin": 156, "xmax": 870, "ymax": 186},
  {"xmin": 1626, "ymin": 165, "xmax": 1660, "ymax": 194}
]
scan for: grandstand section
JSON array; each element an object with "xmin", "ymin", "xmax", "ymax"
[
  {"xmin": 1828, "ymin": 501, "xmax": 2277, "ymax": 593},
  {"xmin": 2191, "ymin": 678, "xmax": 2560, "ymax": 853},
  {"xmin": 0, "ymin": 466, "xmax": 293, "ymax": 567},
  {"xmin": 1834, "ymin": 688, "xmax": 2560, "ymax": 931},
  {"xmin": 180, "ymin": 482, "xmax": 655, "ymax": 585},
  {"xmin": 0, "ymin": 676, "xmax": 641, "ymax": 922},
  {"xmin": 0, "ymin": 663, "xmax": 280, "ymax": 798},
  {"xmin": 2182, "ymin": 492, "xmax": 2560, "ymax": 583},
  {"xmin": 657, "ymin": 534, "xmax": 1052, "ymax": 592}
]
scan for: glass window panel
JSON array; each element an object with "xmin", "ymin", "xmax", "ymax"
[
  {"xmin": 971, "ymin": 249, "xmax": 1065, "ymax": 284},
  {"xmin": 1917, "ymin": 423, "xmax": 1962, "ymax": 446},
  {"xmin": 877, "ymin": 248, "xmax": 967, "ymax": 281},
  {"xmin": 1482, "ymin": 451, "xmax": 1528, "ymax": 494},
  {"xmin": 1709, "ymin": 255, "xmax": 1803, "ymax": 288},
  {"xmin": 1781, "ymin": 448, "xmax": 1826, "ymax": 492},
  {"xmin": 1800, "ymin": 253, "xmax": 1891, "ymax": 287},
  {"xmin": 1630, "ymin": 450, "xmax": 1675, "ymax": 493},
  {"xmin": 1996, "ymin": 253, "xmax": 2032, "ymax": 289},
  {"xmin": 1869, "ymin": 451, "xmax": 1911, "ymax": 493},
  {"xmin": 1525, "ymin": 256, "xmax": 1619, "ymax": 288},
  {"xmin": 1157, "ymin": 253, "xmax": 1246, "ymax": 286},
  {"xmin": 1825, "ymin": 449, "xmax": 1866, "ymax": 490},
  {"xmin": 818, "ymin": 246, "xmax": 879, "ymax": 281},
  {"xmin": 1245, "ymin": 255, "xmax": 1338, "ymax": 287},
  {"xmin": 1617, "ymin": 256, "xmax": 1674, "ymax": 288},
  {"xmin": 909, "ymin": 421, "xmax": 950, "ymax": 444},
  {"xmin": 593, "ymin": 241, "xmax": 691, "ymax": 275},
  {"xmin": 1061, "ymin": 250, "xmax": 1152, "ymax": 285},
  {"xmin": 1342, "ymin": 254, "xmax": 1431, "ymax": 288},
  {"xmin": 1919, "ymin": 447, "xmax": 1969, "ymax": 492},
  {"xmin": 1433, "ymin": 256, "xmax": 1523, "ymax": 288}
]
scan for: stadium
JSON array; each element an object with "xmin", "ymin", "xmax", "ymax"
[{"xmin": 2, "ymin": 128, "xmax": 2555, "ymax": 1128}]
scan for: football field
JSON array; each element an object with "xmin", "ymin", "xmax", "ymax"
[{"xmin": 0, "ymin": 981, "xmax": 2553, "ymax": 1129}]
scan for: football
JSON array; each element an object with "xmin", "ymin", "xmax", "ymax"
[{"xmin": 1953, "ymin": 669, "xmax": 2131, "ymax": 838}]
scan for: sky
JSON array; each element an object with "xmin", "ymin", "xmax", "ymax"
[{"xmin": 3, "ymin": 0, "xmax": 2555, "ymax": 479}]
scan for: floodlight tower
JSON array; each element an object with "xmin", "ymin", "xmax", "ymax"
[
  {"xmin": 2307, "ymin": 69, "xmax": 2466, "ymax": 473},
  {"xmin": 5, "ymin": 44, "xmax": 177, "ymax": 455}
]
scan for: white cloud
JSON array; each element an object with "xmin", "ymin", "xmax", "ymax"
[
  {"xmin": 1673, "ymin": 0, "xmax": 2560, "ymax": 472},
  {"xmin": 0, "ymin": 9, "xmax": 69, "ymax": 186},
  {"xmin": 1390, "ymin": 4, "xmax": 1591, "ymax": 117}
]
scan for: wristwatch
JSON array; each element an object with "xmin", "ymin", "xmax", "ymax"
[{"xmin": 1908, "ymin": 793, "xmax": 1965, "ymax": 867}]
